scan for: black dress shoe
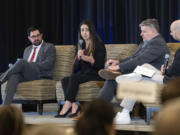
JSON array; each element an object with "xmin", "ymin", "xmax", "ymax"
[
  {"xmin": 54, "ymin": 107, "xmax": 72, "ymax": 118},
  {"xmin": 68, "ymin": 106, "xmax": 80, "ymax": 118}
]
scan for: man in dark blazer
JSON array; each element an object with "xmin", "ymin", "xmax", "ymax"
[
  {"xmin": 0, "ymin": 27, "xmax": 56, "ymax": 104},
  {"xmin": 98, "ymin": 19, "xmax": 169, "ymax": 124},
  {"xmin": 162, "ymin": 20, "xmax": 180, "ymax": 82}
]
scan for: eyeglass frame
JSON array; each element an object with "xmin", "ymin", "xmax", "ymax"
[{"xmin": 29, "ymin": 33, "xmax": 42, "ymax": 39}]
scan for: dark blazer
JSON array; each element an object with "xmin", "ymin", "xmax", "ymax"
[
  {"xmin": 164, "ymin": 47, "xmax": 180, "ymax": 82},
  {"xmin": 73, "ymin": 41, "xmax": 106, "ymax": 78},
  {"xmin": 23, "ymin": 41, "xmax": 56, "ymax": 79},
  {"xmin": 119, "ymin": 35, "xmax": 170, "ymax": 73}
]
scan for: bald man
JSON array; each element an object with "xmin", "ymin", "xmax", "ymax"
[
  {"xmin": 162, "ymin": 20, "xmax": 180, "ymax": 82},
  {"xmin": 154, "ymin": 98, "xmax": 180, "ymax": 135}
]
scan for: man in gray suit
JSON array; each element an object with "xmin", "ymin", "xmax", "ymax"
[
  {"xmin": 98, "ymin": 19, "xmax": 169, "ymax": 124},
  {"xmin": 0, "ymin": 27, "xmax": 56, "ymax": 104}
]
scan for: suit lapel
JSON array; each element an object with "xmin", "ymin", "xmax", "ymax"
[
  {"xmin": 24, "ymin": 45, "xmax": 33, "ymax": 61},
  {"xmin": 36, "ymin": 42, "xmax": 46, "ymax": 62},
  {"xmin": 133, "ymin": 42, "xmax": 144, "ymax": 55}
]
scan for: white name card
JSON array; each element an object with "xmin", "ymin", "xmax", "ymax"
[
  {"xmin": 133, "ymin": 66, "xmax": 155, "ymax": 77},
  {"xmin": 116, "ymin": 81, "xmax": 163, "ymax": 103}
]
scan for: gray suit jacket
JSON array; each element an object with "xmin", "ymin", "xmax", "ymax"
[
  {"xmin": 23, "ymin": 41, "xmax": 56, "ymax": 79},
  {"xmin": 119, "ymin": 35, "xmax": 170, "ymax": 73}
]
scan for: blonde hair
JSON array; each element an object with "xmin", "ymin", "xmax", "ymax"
[{"xmin": 29, "ymin": 124, "xmax": 75, "ymax": 135}]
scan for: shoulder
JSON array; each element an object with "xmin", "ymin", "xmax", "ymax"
[
  {"xmin": 43, "ymin": 42, "xmax": 54, "ymax": 47},
  {"xmin": 176, "ymin": 47, "xmax": 180, "ymax": 52},
  {"xmin": 175, "ymin": 48, "xmax": 180, "ymax": 56},
  {"xmin": 151, "ymin": 35, "xmax": 166, "ymax": 44},
  {"xmin": 42, "ymin": 42, "xmax": 55, "ymax": 50},
  {"xmin": 95, "ymin": 40, "xmax": 105, "ymax": 48},
  {"xmin": 148, "ymin": 35, "xmax": 167, "ymax": 48},
  {"xmin": 24, "ymin": 45, "xmax": 32, "ymax": 51}
]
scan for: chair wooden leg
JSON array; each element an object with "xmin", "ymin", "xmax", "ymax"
[
  {"xmin": 38, "ymin": 102, "xmax": 43, "ymax": 115},
  {"xmin": 146, "ymin": 107, "xmax": 151, "ymax": 125},
  {"xmin": 146, "ymin": 106, "xmax": 161, "ymax": 125}
]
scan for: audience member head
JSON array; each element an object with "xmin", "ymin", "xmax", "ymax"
[
  {"xmin": 161, "ymin": 77, "xmax": 180, "ymax": 104},
  {"xmin": 27, "ymin": 26, "xmax": 43, "ymax": 46},
  {"xmin": 154, "ymin": 98, "xmax": 180, "ymax": 135},
  {"xmin": 170, "ymin": 19, "xmax": 180, "ymax": 41},
  {"xmin": 139, "ymin": 18, "xmax": 159, "ymax": 41},
  {"xmin": 78, "ymin": 20, "xmax": 101, "ymax": 55},
  {"xmin": 0, "ymin": 105, "xmax": 25, "ymax": 135},
  {"xmin": 29, "ymin": 124, "xmax": 75, "ymax": 135},
  {"xmin": 75, "ymin": 99, "xmax": 116, "ymax": 135}
]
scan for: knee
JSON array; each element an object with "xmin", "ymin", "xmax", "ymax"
[
  {"xmin": 14, "ymin": 59, "xmax": 26, "ymax": 67},
  {"xmin": 61, "ymin": 77, "xmax": 70, "ymax": 85},
  {"xmin": 104, "ymin": 80, "xmax": 117, "ymax": 87},
  {"xmin": 8, "ymin": 74, "xmax": 21, "ymax": 82},
  {"xmin": 69, "ymin": 75, "xmax": 79, "ymax": 81},
  {"xmin": 16, "ymin": 59, "xmax": 25, "ymax": 64}
]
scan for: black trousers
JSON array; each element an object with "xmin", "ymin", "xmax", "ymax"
[
  {"xmin": 1, "ymin": 59, "xmax": 40, "ymax": 104},
  {"xmin": 0, "ymin": 86, "xmax": 2, "ymax": 104},
  {"xmin": 61, "ymin": 72, "xmax": 102, "ymax": 102}
]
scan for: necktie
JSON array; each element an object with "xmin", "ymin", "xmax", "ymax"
[
  {"xmin": 142, "ymin": 41, "xmax": 148, "ymax": 48},
  {"xmin": 30, "ymin": 47, "xmax": 37, "ymax": 62}
]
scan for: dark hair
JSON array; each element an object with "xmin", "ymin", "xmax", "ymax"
[
  {"xmin": 154, "ymin": 98, "xmax": 180, "ymax": 135},
  {"xmin": 27, "ymin": 26, "xmax": 41, "ymax": 36},
  {"xmin": 78, "ymin": 20, "xmax": 102, "ymax": 56},
  {"xmin": 0, "ymin": 105, "xmax": 25, "ymax": 135},
  {"xmin": 139, "ymin": 18, "xmax": 159, "ymax": 32},
  {"xmin": 75, "ymin": 99, "xmax": 115, "ymax": 135},
  {"xmin": 161, "ymin": 77, "xmax": 180, "ymax": 104}
]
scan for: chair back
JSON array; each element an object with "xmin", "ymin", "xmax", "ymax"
[
  {"xmin": 53, "ymin": 45, "xmax": 76, "ymax": 81},
  {"xmin": 105, "ymin": 44, "xmax": 137, "ymax": 60},
  {"xmin": 167, "ymin": 43, "xmax": 180, "ymax": 65}
]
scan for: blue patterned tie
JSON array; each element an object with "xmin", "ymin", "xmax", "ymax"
[{"xmin": 142, "ymin": 41, "xmax": 148, "ymax": 48}]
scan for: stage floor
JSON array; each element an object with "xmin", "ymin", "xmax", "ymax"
[{"xmin": 24, "ymin": 111, "xmax": 154, "ymax": 132}]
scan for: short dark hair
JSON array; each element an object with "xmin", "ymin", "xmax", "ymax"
[
  {"xmin": 27, "ymin": 26, "xmax": 41, "ymax": 36},
  {"xmin": 139, "ymin": 18, "xmax": 159, "ymax": 32},
  {"xmin": 75, "ymin": 99, "xmax": 115, "ymax": 135}
]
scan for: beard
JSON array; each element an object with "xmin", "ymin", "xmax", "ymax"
[{"xmin": 33, "ymin": 39, "xmax": 42, "ymax": 46}]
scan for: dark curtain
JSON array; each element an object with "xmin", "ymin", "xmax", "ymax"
[{"xmin": 0, "ymin": 0, "xmax": 180, "ymax": 72}]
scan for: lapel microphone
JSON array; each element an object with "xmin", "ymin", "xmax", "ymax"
[{"xmin": 163, "ymin": 54, "xmax": 170, "ymax": 75}]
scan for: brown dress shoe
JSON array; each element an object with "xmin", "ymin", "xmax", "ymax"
[
  {"xmin": 72, "ymin": 112, "xmax": 84, "ymax": 121},
  {"xmin": 98, "ymin": 69, "xmax": 122, "ymax": 80}
]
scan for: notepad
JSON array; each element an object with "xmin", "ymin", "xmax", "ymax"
[{"xmin": 133, "ymin": 66, "xmax": 155, "ymax": 77}]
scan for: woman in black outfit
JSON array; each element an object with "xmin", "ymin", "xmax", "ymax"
[{"xmin": 55, "ymin": 20, "xmax": 106, "ymax": 118}]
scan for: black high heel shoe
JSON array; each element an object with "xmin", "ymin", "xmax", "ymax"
[
  {"xmin": 54, "ymin": 107, "xmax": 72, "ymax": 118},
  {"xmin": 68, "ymin": 106, "xmax": 80, "ymax": 118}
]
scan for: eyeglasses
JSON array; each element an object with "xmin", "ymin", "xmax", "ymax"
[
  {"xmin": 29, "ymin": 33, "xmax": 42, "ymax": 38},
  {"xmin": 81, "ymin": 28, "xmax": 89, "ymax": 32}
]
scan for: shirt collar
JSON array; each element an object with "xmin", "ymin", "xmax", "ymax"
[{"xmin": 145, "ymin": 34, "xmax": 159, "ymax": 42}]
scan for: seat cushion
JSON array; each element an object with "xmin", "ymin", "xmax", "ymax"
[
  {"xmin": 56, "ymin": 81, "xmax": 104, "ymax": 101},
  {"xmin": 1, "ymin": 80, "xmax": 56, "ymax": 101}
]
